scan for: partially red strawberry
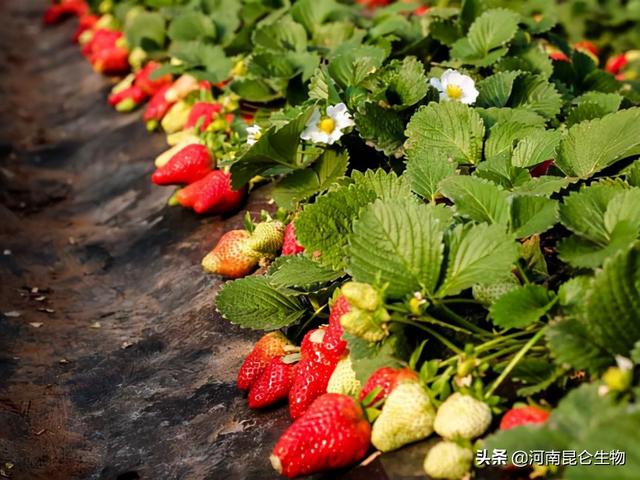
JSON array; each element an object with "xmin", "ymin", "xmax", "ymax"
[
  {"xmin": 323, "ymin": 295, "xmax": 349, "ymax": 356},
  {"xmin": 606, "ymin": 52, "xmax": 628, "ymax": 75},
  {"xmin": 281, "ymin": 222, "xmax": 304, "ymax": 256},
  {"xmin": 185, "ymin": 102, "xmax": 223, "ymax": 132},
  {"xmin": 108, "ymin": 85, "xmax": 148, "ymax": 112},
  {"xmin": 92, "ymin": 46, "xmax": 130, "ymax": 75},
  {"xmin": 271, "ymin": 393, "xmax": 371, "ymax": 478},
  {"xmin": 134, "ymin": 61, "xmax": 173, "ymax": 96},
  {"xmin": 201, "ymin": 230, "xmax": 259, "ymax": 278},
  {"xmin": 359, "ymin": 367, "xmax": 418, "ymax": 407},
  {"xmin": 151, "ymin": 144, "xmax": 212, "ymax": 186},
  {"xmin": 237, "ymin": 332, "xmax": 292, "ymax": 390},
  {"xmin": 499, "ymin": 405, "xmax": 550, "ymax": 430},
  {"xmin": 289, "ymin": 328, "xmax": 342, "ymax": 419},
  {"xmin": 575, "ymin": 40, "xmax": 599, "ymax": 57},
  {"xmin": 43, "ymin": 0, "xmax": 88, "ymax": 24},
  {"xmin": 72, "ymin": 14, "xmax": 99, "ymax": 43},
  {"xmin": 176, "ymin": 170, "xmax": 246, "ymax": 215},
  {"xmin": 82, "ymin": 28, "xmax": 121, "ymax": 59},
  {"xmin": 248, "ymin": 356, "xmax": 298, "ymax": 409},
  {"xmin": 143, "ymin": 84, "xmax": 174, "ymax": 131}
]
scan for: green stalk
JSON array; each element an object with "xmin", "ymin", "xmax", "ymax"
[
  {"xmin": 433, "ymin": 302, "xmax": 493, "ymax": 337},
  {"xmin": 392, "ymin": 317, "xmax": 464, "ymax": 355},
  {"xmin": 484, "ymin": 328, "xmax": 546, "ymax": 399}
]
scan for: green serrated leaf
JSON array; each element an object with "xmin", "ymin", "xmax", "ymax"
[
  {"xmin": 511, "ymin": 196, "xmax": 559, "ymax": 237},
  {"xmin": 489, "ymin": 285, "xmax": 556, "ymax": 328},
  {"xmin": 252, "ymin": 16, "xmax": 308, "ymax": 53},
  {"xmin": 349, "ymin": 199, "xmax": 452, "ymax": 298},
  {"xmin": 546, "ymin": 319, "xmax": 612, "ymax": 371},
  {"xmin": 406, "ymin": 156, "xmax": 457, "ymax": 202},
  {"xmin": 216, "ymin": 277, "xmax": 306, "ymax": 330},
  {"xmin": 328, "ymin": 45, "xmax": 388, "ymax": 89},
  {"xmin": 476, "ymin": 71, "xmax": 520, "ymax": 108},
  {"xmin": 268, "ymin": 255, "xmax": 343, "ymax": 291},
  {"xmin": 556, "ymin": 108, "xmax": 640, "ymax": 178},
  {"xmin": 167, "ymin": 11, "xmax": 216, "ymax": 42},
  {"xmin": 437, "ymin": 224, "xmax": 519, "ymax": 297},
  {"xmin": 273, "ymin": 149, "xmax": 349, "ymax": 209},
  {"xmin": 351, "ymin": 169, "xmax": 413, "ymax": 200},
  {"xmin": 295, "ymin": 184, "xmax": 377, "ymax": 270},
  {"xmin": 405, "ymin": 102, "xmax": 485, "ymax": 165},
  {"xmin": 354, "ymin": 103, "xmax": 406, "ymax": 156},
  {"xmin": 439, "ymin": 175, "xmax": 511, "ymax": 225},
  {"xmin": 511, "ymin": 129, "xmax": 562, "ymax": 168},
  {"xmin": 230, "ymin": 106, "xmax": 314, "ymax": 188},
  {"xmin": 583, "ymin": 242, "xmax": 640, "ymax": 355},
  {"xmin": 508, "ymin": 74, "xmax": 562, "ymax": 119}
]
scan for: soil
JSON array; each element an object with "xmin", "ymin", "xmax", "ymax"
[{"xmin": 0, "ymin": 2, "xmax": 510, "ymax": 480}]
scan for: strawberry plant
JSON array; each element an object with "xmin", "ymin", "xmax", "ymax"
[{"xmin": 45, "ymin": 0, "xmax": 640, "ymax": 478}]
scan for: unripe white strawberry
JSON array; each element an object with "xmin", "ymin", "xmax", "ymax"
[
  {"xmin": 371, "ymin": 382, "xmax": 435, "ymax": 452},
  {"xmin": 434, "ymin": 393, "xmax": 492, "ymax": 440},
  {"xmin": 423, "ymin": 441, "xmax": 473, "ymax": 480},
  {"xmin": 327, "ymin": 356, "xmax": 361, "ymax": 397},
  {"xmin": 472, "ymin": 278, "xmax": 519, "ymax": 306}
]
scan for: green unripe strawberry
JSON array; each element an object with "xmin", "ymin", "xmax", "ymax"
[
  {"xmin": 341, "ymin": 282, "xmax": 381, "ymax": 311},
  {"xmin": 434, "ymin": 393, "xmax": 492, "ymax": 440},
  {"xmin": 326, "ymin": 356, "xmax": 361, "ymax": 397},
  {"xmin": 339, "ymin": 282, "xmax": 390, "ymax": 343},
  {"xmin": 423, "ymin": 441, "xmax": 473, "ymax": 480},
  {"xmin": 161, "ymin": 100, "xmax": 192, "ymax": 134},
  {"xmin": 340, "ymin": 309, "xmax": 389, "ymax": 343},
  {"xmin": 472, "ymin": 277, "xmax": 519, "ymax": 306},
  {"xmin": 371, "ymin": 382, "xmax": 435, "ymax": 452},
  {"xmin": 247, "ymin": 221, "xmax": 285, "ymax": 256}
]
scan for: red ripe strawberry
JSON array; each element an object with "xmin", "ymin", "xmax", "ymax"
[
  {"xmin": 289, "ymin": 329, "xmax": 342, "ymax": 419},
  {"xmin": 134, "ymin": 61, "xmax": 173, "ymax": 96},
  {"xmin": 176, "ymin": 170, "xmax": 246, "ymax": 215},
  {"xmin": 606, "ymin": 53, "xmax": 628, "ymax": 75},
  {"xmin": 549, "ymin": 51, "xmax": 570, "ymax": 62},
  {"xmin": 82, "ymin": 29, "xmax": 121, "ymax": 58},
  {"xmin": 359, "ymin": 367, "xmax": 418, "ymax": 407},
  {"xmin": 201, "ymin": 230, "xmax": 259, "ymax": 278},
  {"xmin": 185, "ymin": 102, "xmax": 223, "ymax": 132},
  {"xmin": 323, "ymin": 295, "xmax": 349, "ymax": 355},
  {"xmin": 108, "ymin": 85, "xmax": 148, "ymax": 112},
  {"xmin": 248, "ymin": 356, "xmax": 298, "ymax": 409},
  {"xmin": 575, "ymin": 40, "xmax": 600, "ymax": 57},
  {"xmin": 43, "ymin": 0, "xmax": 88, "ymax": 24},
  {"xmin": 92, "ymin": 46, "xmax": 130, "ymax": 75},
  {"xmin": 271, "ymin": 393, "xmax": 371, "ymax": 478},
  {"xmin": 530, "ymin": 159, "xmax": 554, "ymax": 177},
  {"xmin": 414, "ymin": 5, "xmax": 429, "ymax": 16},
  {"xmin": 237, "ymin": 332, "xmax": 291, "ymax": 390},
  {"xmin": 72, "ymin": 14, "xmax": 99, "ymax": 43},
  {"xmin": 499, "ymin": 406, "xmax": 550, "ymax": 430},
  {"xmin": 144, "ymin": 84, "xmax": 174, "ymax": 130},
  {"xmin": 281, "ymin": 222, "xmax": 304, "ymax": 256},
  {"xmin": 151, "ymin": 144, "xmax": 212, "ymax": 186}
]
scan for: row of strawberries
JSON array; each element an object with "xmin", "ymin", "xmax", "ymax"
[{"xmin": 237, "ymin": 291, "xmax": 551, "ymax": 478}]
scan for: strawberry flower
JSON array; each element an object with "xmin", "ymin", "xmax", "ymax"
[
  {"xmin": 429, "ymin": 69, "xmax": 479, "ymax": 105},
  {"xmin": 300, "ymin": 103, "xmax": 355, "ymax": 145},
  {"xmin": 246, "ymin": 124, "xmax": 262, "ymax": 145}
]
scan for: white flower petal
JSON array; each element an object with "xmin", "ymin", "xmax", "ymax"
[
  {"xmin": 305, "ymin": 108, "xmax": 321, "ymax": 128},
  {"xmin": 429, "ymin": 77, "xmax": 443, "ymax": 91}
]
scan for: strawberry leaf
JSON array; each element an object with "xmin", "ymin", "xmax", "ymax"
[
  {"xmin": 216, "ymin": 277, "xmax": 306, "ymax": 330},
  {"xmin": 510, "ymin": 196, "xmax": 559, "ymax": 238},
  {"xmin": 439, "ymin": 175, "xmax": 511, "ymax": 225},
  {"xmin": 348, "ymin": 199, "xmax": 453, "ymax": 298},
  {"xmin": 295, "ymin": 184, "xmax": 377, "ymax": 270},
  {"xmin": 555, "ymin": 108, "xmax": 640, "ymax": 178},
  {"xmin": 406, "ymin": 155, "xmax": 457, "ymax": 202},
  {"xmin": 267, "ymin": 256, "xmax": 343, "ymax": 292},
  {"xmin": 350, "ymin": 169, "xmax": 413, "ymax": 200},
  {"xmin": 437, "ymin": 224, "xmax": 519, "ymax": 297},
  {"xmin": 405, "ymin": 102, "xmax": 485, "ymax": 165},
  {"xmin": 489, "ymin": 285, "xmax": 556, "ymax": 328},
  {"xmin": 272, "ymin": 149, "xmax": 349, "ymax": 209}
]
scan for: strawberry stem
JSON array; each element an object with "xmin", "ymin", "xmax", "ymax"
[
  {"xmin": 484, "ymin": 328, "xmax": 547, "ymax": 398},
  {"xmin": 392, "ymin": 317, "xmax": 464, "ymax": 354}
]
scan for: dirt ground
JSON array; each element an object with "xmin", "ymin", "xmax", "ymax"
[{"xmin": 0, "ymin": 2, "xmax": 510, "ymax": 480}]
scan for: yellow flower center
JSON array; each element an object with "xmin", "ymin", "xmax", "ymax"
[
  {"xmin": 318, "ymin": 117, "xmax": 336, "ymax": 134},
  {"xmin": 446, "ymin": 84, "xmax": 463, "ymax": 100}
]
